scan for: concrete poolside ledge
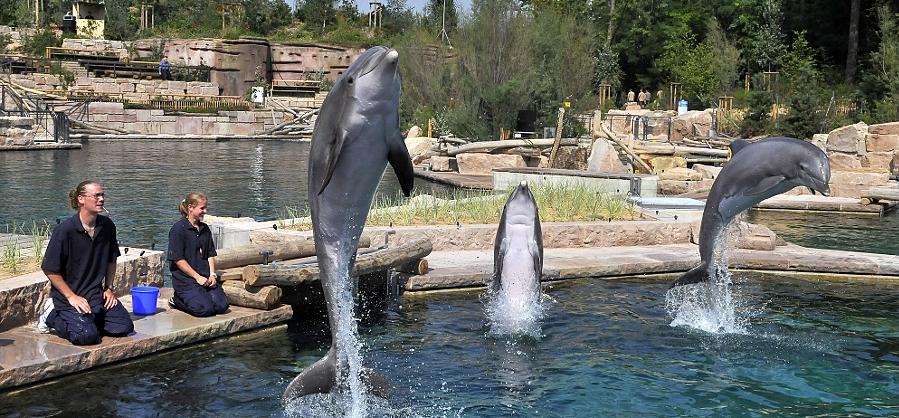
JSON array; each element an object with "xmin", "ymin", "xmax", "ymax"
[
  {"xmin": 0, "ymin": 288, "xmax": 292, "ymax": 391},
  {"xmin": 0, "ymin": 143, "xmax": 82, "ymax": 152},
  {"xmin": 405, "ymin": 244, "xmax": 899, "ymax": 291},
  {"xmin": 756, "ymin": 194, "xmax": 891, "ymax": 215}
]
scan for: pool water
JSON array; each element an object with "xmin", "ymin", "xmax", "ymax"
[{"xmin": 3, "ymin": 274, "xmax": 898, "ymax": 417}]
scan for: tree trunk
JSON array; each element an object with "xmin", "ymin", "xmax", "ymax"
[
  {"xmin": 221, "ymin": 281, "xmax": 283, "ymax": 310},
  {"xmin": 605, "ymin": 0, "xmax": 617, "ymax": 49},
  {"xmin": 446, "ymin": 138, "xmax": 577, "ymax": 156},
  {"xmin": 845, "ymin": 0, "xmax": 861, "ymax": 83},
  {"xmin": 243, "ymin": 237, "xmax": 433, "ymax": 286},
  {"xmin": 215, "ymin": 235, "xmax": 371, "ymax": 270}
]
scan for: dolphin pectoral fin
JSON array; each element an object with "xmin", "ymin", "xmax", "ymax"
[
  {"xmin": 492, "ymin": 238, "xmax": 508, "ymax": 293},
  {"xmin": 319, "ymin": 128, "xmax": 349, "ymax": 195},
  {"xmin": 361, "ymin": 367, "xmax": 391, "ymax": 398},
  {"xmin": 742, "ymin": 175, "xmax": 786, "ymax": 196},
  {"xmin": 387, "ymin": 133, "xmax": 415, "ymax": 196},
  {"xmin": 282, "ymin": 352, "xmax": 337, "ymax": 404},
  {"xmin": 528, "ymin": 239, "xmax": 542, "ymax": 285},
  {"xmin": 670, "ymin": 264, "xmax": 710, "ymax": 288}
]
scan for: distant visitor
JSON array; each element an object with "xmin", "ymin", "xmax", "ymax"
[{"xmin": 159, "ymin": 57, "xmax": 172, "ymax": 80}]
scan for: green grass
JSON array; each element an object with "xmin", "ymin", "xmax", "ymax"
[
  {"xmin": 1, "ymin": 222, "xmax": 51, "ymax": 280},
  {"xmin": 280, "ymin": 183, "xmax": 642, "ymax": 231}
]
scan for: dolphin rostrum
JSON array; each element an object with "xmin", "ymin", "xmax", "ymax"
[
  {"xmin": 492, "ymin": 181, "xmax": 543, "ymax": 300},
  {"xmin": 283, "ymin": 46, "xmax": 413, "ymax": 402},
  {"xmin": 670, "ymin": 136, "xmax": 830, "ymax": 288}
]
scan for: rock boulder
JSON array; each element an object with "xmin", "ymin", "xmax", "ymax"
[{"xmin": 587, "ymin": 138, "xmax": 630, "ymax": 173}]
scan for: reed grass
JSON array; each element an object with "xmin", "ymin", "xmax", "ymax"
[
  {"xmin": 0, "ymin": 221, "xmax": 51, "ymax": 280},
  {"xmin": 281, "ymin": 183, "xmax": 641, "ymax": 231}
]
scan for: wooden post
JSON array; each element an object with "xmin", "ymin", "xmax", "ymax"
[
  {"xmin": 548, "ymin": 107, "xmax": 566, "ymax": 168},
  {"xmin": 215, "ymin": 235, "xmax": 371, "ymax": 270}
]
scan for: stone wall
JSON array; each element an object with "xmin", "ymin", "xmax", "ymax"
[
  {"xmin": 10, "ymin": 74, "xmax": 221, "ymax": 97},
  {"xmin": 0, "ymin": 116, "xmax": 35, "ymax": 146},
  {"xmin": 270, "ymin": 43, "xmax": 364, "ymax": 82},
  {"xmin": 0, "ymin": 248, "xmax": 163, "ymax": 333},
  {"xmin": 61, "ymin": 38, "xmax": 130, "ymax": 58},
  {"xmin": 820, "ymin": 121, "xmax": 899, "ymax": 174},
  {"xmin": 79, "ymin": 102, "xmax": 291, "ymax": 136}
]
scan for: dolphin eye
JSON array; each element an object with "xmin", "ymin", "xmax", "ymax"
[{"xmin": 347, "ymin": 77, "xmax": 354, "ymax": 84}]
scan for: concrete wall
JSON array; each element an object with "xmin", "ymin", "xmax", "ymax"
[
  {"xmin": 0, "ymin": 248, "xmax": 163, "ymax": 333},
  {"xmin": 79, "ymin": 102, "xmax": 292, "ymax": 136}
]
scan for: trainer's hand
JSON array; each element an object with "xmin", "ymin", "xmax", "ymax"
[
  {"xmin": 207, "ymin": 274, "xmax": 217, "ymax": 288},
  {"xmin": 67, "ymin": 294, "xmax": 92, "ymax": 314},
  {"xmin": 103, "ymin": 289, "xmax": 118, "ymax": 310}
]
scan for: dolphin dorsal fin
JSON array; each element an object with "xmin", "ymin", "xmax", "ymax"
[{"xmin": 729, "ymin": 139, "xmax": 750, "ymax": 156}]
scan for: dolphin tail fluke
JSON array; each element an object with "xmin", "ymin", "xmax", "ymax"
[
  {"xmin": 362, "ymin": 367, "xmax": 391, "ymax": 398},
  {"xmin": 670, "ymin": 264, "xmax": 710, "ymax": 288},
  {"xmin": 388, "ymin": 134, "xmax": 414, "ymax": 196},
  {"xmin": 282, "ymin": 352, "xmax": 337, "ymax": 404}
]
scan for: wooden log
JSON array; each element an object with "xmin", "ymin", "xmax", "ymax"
[
  {"xmin": 633, "ymin": 144, "xmax": 730, "ymax": 157},
  {"xmin": 446, "ymin": 138, "xmax": 577, "ymax": 156},
  {"xmin": 243, "ymin": 236, "xmax": 433, "ymax": 286},
  {"xmin": 215, "ymin": 235, "xmax": 371, "ymax": 270},
  {"xmin": 394, "ymin": 258, "xmax": 428, "ymax": 275},
  {"xmin": 221, "ymin": 280, "xmax": 282, "ymax": 310},
  {"xmin": 219, "ymin": 266, "xmax": 244, "ymax": 282}
]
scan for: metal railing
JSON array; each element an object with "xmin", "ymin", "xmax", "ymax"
[{"xmin": 1, "ymin": 84, "xmax": 70, "ymax": 143}]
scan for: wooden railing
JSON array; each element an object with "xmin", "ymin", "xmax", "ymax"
[{"xmin": 46, "ymin": 46, "xmax": 121, "ymax": 61}]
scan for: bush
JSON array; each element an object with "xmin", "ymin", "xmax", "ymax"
[
  {"xmin": 740, "ymin": 87, "xmax": 773, "ymax": 138},
  {"xmin": 20, "ymin": 29, "xmax": 61, "ymax": 57}
]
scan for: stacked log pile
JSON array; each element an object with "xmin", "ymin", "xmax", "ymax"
[{"xmin": 213, "ymin": 234, "xmax": 432, "ymax": 310}]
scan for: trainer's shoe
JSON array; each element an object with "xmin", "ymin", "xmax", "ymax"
[
  {"xmin": 168, "ymin": 297, "xmax": 176, "ymax": 308},
  {"xmin": 36, "ymin": 299, "xmax": 54, "ymax": 334}
]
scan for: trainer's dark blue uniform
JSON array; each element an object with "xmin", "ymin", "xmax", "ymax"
[
  {"xmin": 41, "ymin": 214, "xmax": 134, "ymax": 345},
  {"xmin": 168, "ymin": 218, "xmax": 228, "ymax": 317}
]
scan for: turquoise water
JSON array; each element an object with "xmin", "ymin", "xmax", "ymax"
[
  {"xmin": 2, "ymin": 274, "xmax": 898, "ymax": 417},
  {"xmin": 2, "ymin": 142, "xmax": 899, "ymax": 416}
]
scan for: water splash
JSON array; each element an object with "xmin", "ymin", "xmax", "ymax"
[
  {"xmin": 484, "ymin": 276, "xmax": 546, "ymax": 338},
  {"xmin": 332, "ymin": 242, "xmax": 368, "ymax": 417},
  {"xmin": 665, "ymin": 266, "xmax": 751, "ymax": 334}
]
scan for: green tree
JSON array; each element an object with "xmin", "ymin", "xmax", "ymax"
[
  {"xmin": 657, "ymin": 32, "xmax": 717, "ymax": 107},
  {"xmin": 740, "ymin": 79, "xmax": 773, "ymax": 138},
  {"xmin": 867, "ymin": 3, "xmax": 899, "ymax": 123},
  {"xmin": 779, "ymin": 67, "xmax": 824, "ymax": 140},
  {"xmin": 424, "ymin": 0, "xmax": 457, "ymax": 34},
  {"xmin": 448, "ymin": 0, "xmax": 535, "ymax": 140},
  {"xmin": 705, "ymin": 17, "xmax": 740, "ymax": 96},
  {"xmin": 745, "ymin": 0, "xmax": 787, "ymax": 73}
]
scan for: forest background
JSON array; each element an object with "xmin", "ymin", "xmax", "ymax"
[{"xmin": 1, "ymin": 0, "xmax": 898, "ymax": 141}]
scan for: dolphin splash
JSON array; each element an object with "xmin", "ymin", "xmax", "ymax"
[{"xmin": 670, "ymin": 136, "xmax": 831, "ymax": 288}]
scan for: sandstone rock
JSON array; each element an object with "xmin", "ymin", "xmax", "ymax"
[
  {"xmin": 624, "ymin": 102, "xmax": 642, "ymax": 111},
  {"xmin": 827, "ymin": 152, "xmax": 862, "ymax": 169},
  {"xmin": 733, "ymin": 222, "xmax": 777, "ymax": 251},
  {"xmin": 649, "ymin": 156, "xmax": 687, "ymax": 173},
  {"xmin": 406, "ymin": 125, "xmax": 422, "ymax": 138},
  {"xmin": 553, "ymin": 145, "xmax": 590, "ymax": 170},
  {"xmin": 860, "ymin": 151, "xmax": 895, "ymax": 171},
  {"xmin": 829, "ymin": 169, "xmax": 891, "ymax": 198},
  {"xmin": 670, "ymin": 110, "xmax": 712, "ymax": 142},
  {"xmin": 826, "ymin": 122, "xmax": 867, "ymax": 154},
  {"xmin": 456, "ymin": 153, "xmax": 526, "ymax": 175},
  {"xmin": 659, "ymin": 167, "xmax": 703, "ymax": 181},
  {"xmin": 869, "ymin": 121, "xmax": 899, "ymax": 136},
  {"xmin": 587, "ymin": 138, "xmax": 630, "ymax": 173},
  {"xmin": 658, "ymin": 180, "xmax": 689, "ymax": 195},
  {"xmin": 865, "ymin": 134, "xmax": 899, "ymax": 152},
  {"xmin": 404, "ymin": 137, "xmax": 436, "ymax": 160},
  {"xmin": 692, "ymin": 164, "xmax": 722, "ymax": 180},
  {"xmin": 811, "ymin": 134, "xmax": 828, "ymax": 151},
  {"xmin": 429, "ymin": 156, "xmax": 455, "ymax": 172}
]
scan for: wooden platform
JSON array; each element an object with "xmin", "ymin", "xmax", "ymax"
[
  {"xmin": 756, "ymin": 194, "xmax": 889, "ymax": 215},
  {"xmin": 413, "ymin": 169, "xmax": 493, "ymax": 190},
  {"xmin": 862, "ymin": 186, "xmax": 899, "ymax": 204}
]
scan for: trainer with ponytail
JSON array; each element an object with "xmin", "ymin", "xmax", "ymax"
[
  {"xmin": 166, "ymin": 192, "xmax": 229, "ymax": 317},
  {"xmin": 40, "ymin": 180, "xmax": 134, "ymax": 345}
]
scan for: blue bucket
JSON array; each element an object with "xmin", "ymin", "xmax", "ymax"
[{"xmin": 131, "ymin": 286, "xmax": 160, "ymax": 315}]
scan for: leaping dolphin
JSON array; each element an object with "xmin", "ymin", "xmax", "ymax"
[
  {"xmin": 492, "ymin": 181, "xmax": 543, "ymax": 301},
  {"xmin": 283, "ymin": 46, "xmax": 413, "ymax": 402},
  {"xmin": 670, "ymin": 136, "xmax": 830, "ymax": 288}
]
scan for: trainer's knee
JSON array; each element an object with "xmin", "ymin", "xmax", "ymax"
[{"xmin": 68, "ymin": 327, "xmax": 100, "ymax": 345}]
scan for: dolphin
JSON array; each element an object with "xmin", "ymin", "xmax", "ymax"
[
  {"xmin": 283, "ymin": 46, "xmax": 413, "ymax": 402},
  {"xmin": 491, "ymin": 181, "xmax": 543, "ymax": 300},
  {"xmin": 670, "ymin": 136, "xmax": 830, "ymax": 288}
]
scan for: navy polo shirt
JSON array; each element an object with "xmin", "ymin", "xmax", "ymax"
[
  {"xmin": 167, "ymin": 218, "xmax": 217, "ymax": 279},
  {"xmin": 41, "ymin": 214, "xmax": 121, "ymax": 309}
]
